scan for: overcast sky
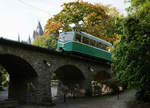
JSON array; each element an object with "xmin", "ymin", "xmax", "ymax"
[{"xmin": 0, "ymin": 0, "xmax": 129, "ymax": 41}]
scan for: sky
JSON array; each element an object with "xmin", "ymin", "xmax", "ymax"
[{"xmin": 0, "ymin": 0, "xmax": 129, "ymax": 41}]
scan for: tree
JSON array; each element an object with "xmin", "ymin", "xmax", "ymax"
[
  {"xmin": 112, "ymin": 0, "xmax": 150, "ymax": 102},
  {"xmin": 44, "ymin": 1, "xmax": 120, "ymax": 43},
  {"xmin": 33, "ymin": 36, "xmax": 57, "ymax": 49},
  {"xmin": 127, "ymin": 0, "xmax": 150, "ymax": 16},
  {"xmin": 0, "ymin": 65, "xmax": 9, "ymax": 90}
]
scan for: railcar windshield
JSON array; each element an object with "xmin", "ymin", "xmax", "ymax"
[{"xmin": 59, "ymin": 32, "xmax": 74, "ymax": 42}]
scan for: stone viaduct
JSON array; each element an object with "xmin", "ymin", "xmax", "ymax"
[{"xmin": 0, "ymin": 38, "xmax": 111, "ymax": 104}]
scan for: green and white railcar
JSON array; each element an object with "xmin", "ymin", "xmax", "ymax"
[{"xmin": 57, "ymin": 31, "xmax": 113, "ymax": 61}]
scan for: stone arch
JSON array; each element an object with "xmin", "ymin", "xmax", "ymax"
[
  {"xmin": 54, "ymin": 65, "xmax": 85, "ymax": 85},
  {"xmin": 0, "ymin": 54, "xmax": 38, "ymax": 103},
  {"xmin": 52, "ymin": 65, "xmax": 86, "ymax": 98}
]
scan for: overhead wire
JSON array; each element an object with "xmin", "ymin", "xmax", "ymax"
[{"xmin": 17, "ymin": 0, "xmax": 50, "ymax": 15}]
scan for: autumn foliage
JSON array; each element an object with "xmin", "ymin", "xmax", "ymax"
[{"xmin": 44, "ymin": 1, "xmax": 120, "ymax": 43}]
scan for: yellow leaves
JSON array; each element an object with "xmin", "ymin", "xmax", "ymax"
[
  {"xmin": 94, "ymin": 25, "xmax": 104, "ymax": 30},
  {"xmin": 87, "ymin": 28, "xmax": 92, "ymax": 33},
  {"xmin": 100, "ymin": 25, "xmax": 105, "ymax": 29},
  {"xmin": 49, "ymin": 23, "xmax": 60, "ymax": 32},
  {"xmin": 98, "ymin": 34, "xmax": 118, "ymax": 43},
  {"xmin": 44, "ymin": 30, "xmax": 48, "ymax": 37},
  {"xmin": 90, "ymin": 12, "xmax": 96, "ymax": 17},
  {"xmin": 108, "ymin": 7, "xmax": 120, "ymax": 17},
  {"xmin": 86, "ymin": 12, "xmax": 98, "ymax": 25},
  {"xmin": 99, "ymin": 35, "xmax": 106, "ymax": 41},
  {"xmin": 97, "ymin": 15, "xmax": 102, "ymax": 19},
  {"xmin": 95, "ymin": 25, "xmax": 100, "ymax": 29},
  {"xmin": 80, "ymin": 0, "xmax": 92, "ymax": 6},
  {"xmin": 80, "ymin": 0, "xmax": 84, "ymax": 4},
  {"xmin": 106, "ymin": 46, "xmax": 114, "ymax": 52},
  {"xmin": 44, "ymin": 21, "xmax": 62, "ymax": 36}
]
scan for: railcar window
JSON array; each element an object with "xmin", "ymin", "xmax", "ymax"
[
  {"xmin": 95, "ymin": 42, "xmax": 98, "ymax": 48},
  {"xmin": 98, "ymin": 43, "xmax": 107, "ymax": 50},
  {"xmin": 83, "ymin": 37, "xmax": 89, "ymax": 44},
  {"xmin": 75, "ymin": 34, "xmax": 81, "ymax": 42},
  {"xmin": 90, "ymin": 39, "xmax": 95, "ymax": 47}
]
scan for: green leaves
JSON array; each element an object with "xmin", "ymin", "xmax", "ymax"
[
  {"xmin": 33, "ymin": 36, "xmax": 57, "ymax": 49},
  {"xmin": 128, "ymin": 0, "xmax": 150, "ymax": 17},
  {"xmin": 112, "ymin": 4, "xmax": 150, "ymax": 88},
  {"xmin": 0, "ymin": 65, "xmax": 8, "ymax": 86}
]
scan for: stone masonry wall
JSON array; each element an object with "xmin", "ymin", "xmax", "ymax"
[{"xmin": 0, "ymin": 43, "xmax": 111, "ymax": 104}]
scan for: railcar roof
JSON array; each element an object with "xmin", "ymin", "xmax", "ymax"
[{"xmin": 60, "ymin": 31, "xmax": 113, "ymax": 47}]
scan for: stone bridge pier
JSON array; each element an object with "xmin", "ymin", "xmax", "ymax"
[{"xmin": 0, "ymin": 53, "xmax": 52, "ymax": 105}]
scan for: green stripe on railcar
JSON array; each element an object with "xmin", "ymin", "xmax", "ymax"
[{"xmin": 63, "ymin": 42, "xmax": 111, "ymax": 61}]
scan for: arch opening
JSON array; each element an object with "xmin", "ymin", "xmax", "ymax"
[
  {"xmin": 54, "ymin": 65, "xmax": 85, "ymax": 85},
  {"xmin": 0, "ymin": 54, "xmax": 38, "ymax": 103},
  {"xmin": 51, "ymin": 65, "xmax": 85, "ymax": 98}
]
